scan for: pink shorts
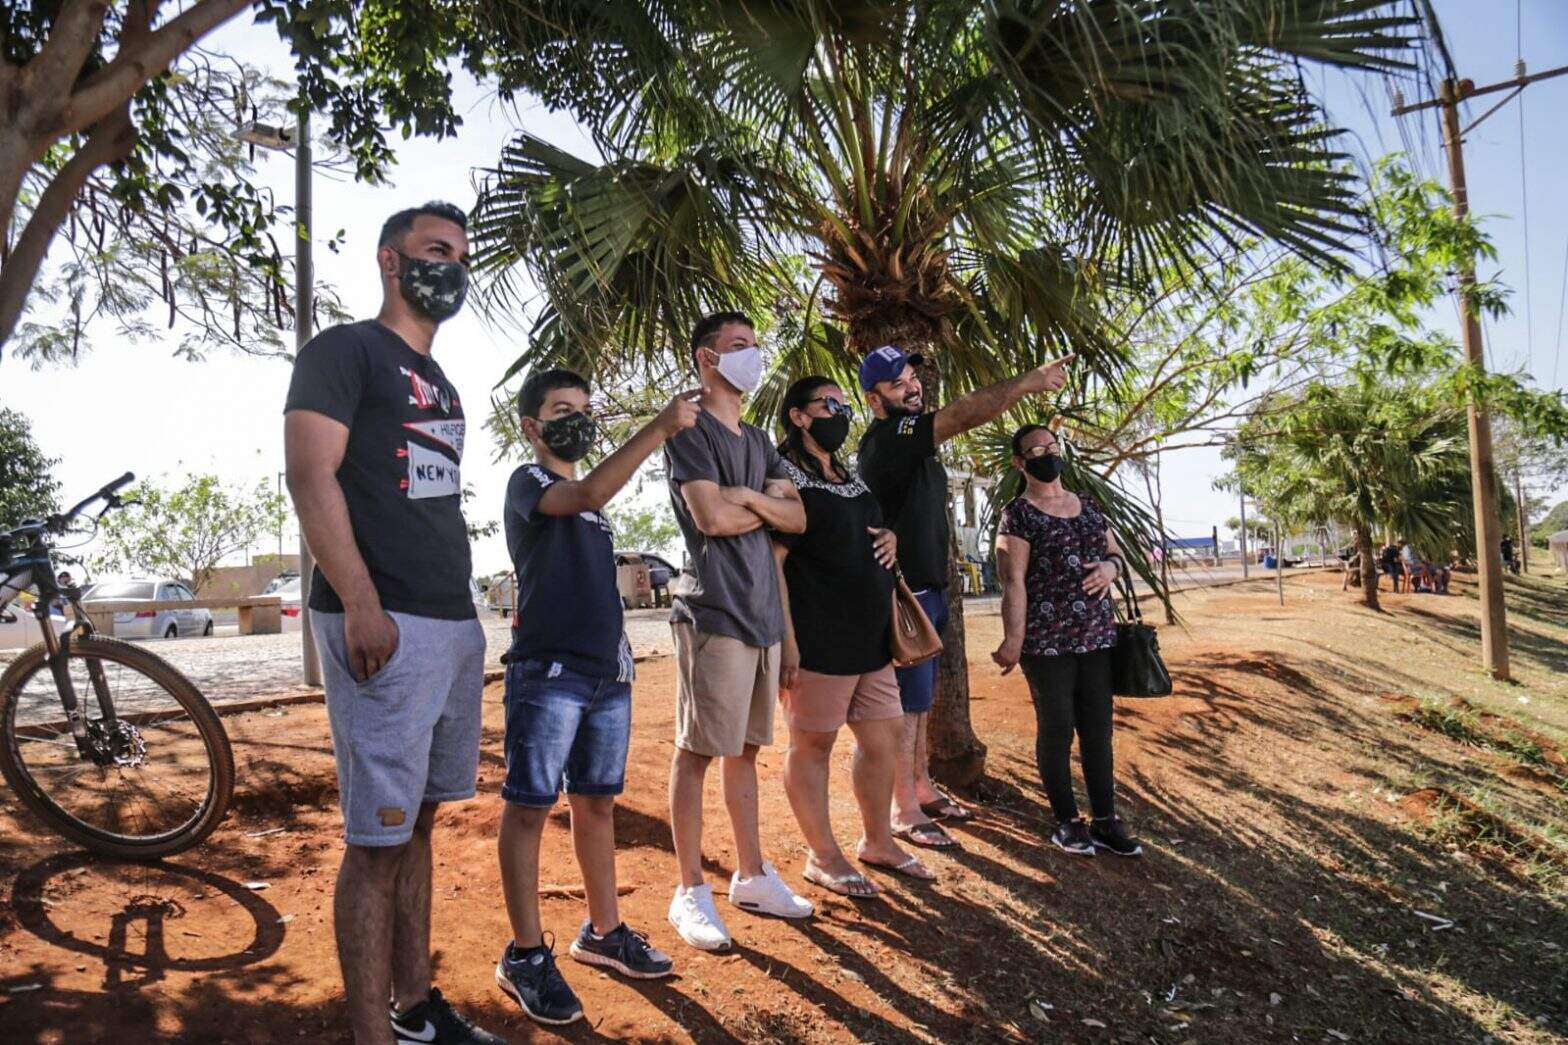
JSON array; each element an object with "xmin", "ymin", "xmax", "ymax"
[{"xmin": 781, "ymin": 664, "xmax": 904, "ymax": 733}]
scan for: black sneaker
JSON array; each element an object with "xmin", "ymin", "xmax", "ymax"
[
  {"xmin": 390, "ymin": 986, "xmax": 504, "ymax": 1044},
  {"xmin": 494, "ymin": 937, "xmax": 584, "ymax": 1026},
  {"xmin": 1089, "ymin": 815, "xmax": 1144, "ymax": 857},
  {"xmin": 1050, "ymin": 818, "xmax": 1095, "ymax": 856},
  {"xmin": 569, "ymin": 920, "xmax": 676, "ymax": 979}
]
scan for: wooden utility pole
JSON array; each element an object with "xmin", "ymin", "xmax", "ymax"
[
  {"xmin": 1239, "ymin": 492, "xmax": 1249, "ymax": 579},
  {"xmin": 1274, "ymin": 522, "xmax": 1284, "ymax": 607},
  {"xmin": 1437, "ymin": 81, "xmax": 1509, "ymax": 680},
  {"xmin": 1392, "ymin": 64, "xmax": 1568, "ymax": 679},
  {"xmin": 1514, "ymin": 471, "xmax": 1529, "ymax": 573}
]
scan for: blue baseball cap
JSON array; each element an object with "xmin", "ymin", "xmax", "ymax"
[{"xmin": 858, "ymin": 345, "xmax": 925, "ymax": 392}]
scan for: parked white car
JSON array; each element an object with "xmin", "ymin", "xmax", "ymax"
[
  {"xmin": 83, "ymin": 578, "xmax": 213, "ymax": 639},
  {"xmin": 268, "ymin": 575, "xmax": 303, "ymax": 632}
]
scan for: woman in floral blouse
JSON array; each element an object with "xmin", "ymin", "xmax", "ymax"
[{"xmin": 992, "ymin": 423, "xmax": 1142, "ymax": 859}]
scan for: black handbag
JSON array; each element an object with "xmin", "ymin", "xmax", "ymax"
[{"xmin": 1111, "ymin": 570, "xmax": 1172, "ymax": 697}]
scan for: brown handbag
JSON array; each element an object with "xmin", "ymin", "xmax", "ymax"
[{"xmin": 890, "ymin": 571, "xmax": 944, "ymax": 667}]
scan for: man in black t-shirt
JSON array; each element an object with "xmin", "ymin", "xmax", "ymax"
[
  {"xmin": 857, "ymin": 345, "xmax": 1071, "ymax": 849},
  {"xmin": 285, "ymin": 202, "xmax": 501, "ymax": 1045},
  {"xmin": 493, "ymin": 369, "xmax": 699, "ymax": 1024}
]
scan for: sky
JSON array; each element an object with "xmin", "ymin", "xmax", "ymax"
[{"xmin": 3, "ymin": 0, "xmax": 1566, "ymax": 577}]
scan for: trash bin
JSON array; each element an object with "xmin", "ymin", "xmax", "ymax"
[{"xmin": 616, "ymin": 556, "xmax": 653, "ymax": 609}]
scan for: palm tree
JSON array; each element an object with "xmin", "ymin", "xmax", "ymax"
[
  {"xmin": 468, "ymin": 0, "xmax": 1422, "ymax": 783},
  {"xmin": 1228, "ymin": 381, "xmax": 1470, "ymax": 611}
]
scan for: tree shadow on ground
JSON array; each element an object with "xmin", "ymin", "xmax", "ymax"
[
  {"xmin": 4, "ymin": 637, "xmax": 1564, "ymax": 1042},
  {"xmin": 1405, "ymin": 604, "xmax": 1568, "ymax": 677},
  {"xmin": 1116, "ymin": 651, "xmax": 1567, "ymax": 1039}
]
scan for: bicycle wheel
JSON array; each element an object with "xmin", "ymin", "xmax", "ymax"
[{"xmin": 0, "ymin": 635, "xmax": 235, "ymax": 859}]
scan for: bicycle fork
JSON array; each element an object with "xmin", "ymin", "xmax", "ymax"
[{"xmin": 41, "ymin": 613, "xmax": 117, "ymax": 761}]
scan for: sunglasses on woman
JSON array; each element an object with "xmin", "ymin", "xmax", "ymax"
[{"xmin": 805, "ymin": 396, "xmax": 854, "ymax": 419}]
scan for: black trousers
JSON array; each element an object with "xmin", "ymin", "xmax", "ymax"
[{"xmin": 1019, "ymin": 649, "xmax": 1115, "ymax": 823}]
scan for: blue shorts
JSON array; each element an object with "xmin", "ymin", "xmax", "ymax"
[
  {"xmin": 894, "ymin": 588, "xmax": 949, "ymax": 714},
  {"xmin": 502, "ymin": 659, "xmax": 632, "ymax": 807}
]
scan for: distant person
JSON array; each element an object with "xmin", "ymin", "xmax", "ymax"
[
  {"xmin": 664, "ymin": 312, "xmax": 813, "ymax": 952},
  {"xmin": 1378, "ymin": 542, "xmax": 1403, "ymax": 593},
  {"xmin": 772, "ymin": 376, "xmax": 931, "ymax": 898},
  {"xmin": 1341, "ymin": 550, "xmax": 1363, "ymax": 590},
  {"xmin": 992, "ymin": 423, "xmax": 1141, "ymax": 859},
  {"xmin": 492, "ymin": 369, "xmax": 700, "ymax": 1025},
  {"xmin": 285, "ymin": 202, "xmax": 502, "ymax": 1045},
  {"xmin": 1400, "ymin": 541, "xmax": 1425, "ymax": 592},
  {"xmin": 857, "ymin": 345, "xmax": 1071, "ymax": 850},
  {"xmin": 1500, "ymin": 536, "xmax": 1520, "ymax": 574}
]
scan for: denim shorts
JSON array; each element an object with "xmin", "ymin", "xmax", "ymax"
[
  {"xmin": 502, "ymin": 659, "xmax": 632, "ymax": 807},
  {"xmin": 893, "ymin": 588, "xmax": 949, "ymax": 714}
]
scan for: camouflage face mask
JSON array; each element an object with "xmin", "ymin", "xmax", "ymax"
[
  {"xmin": 396, "ymin": 251, "xmax": 469, "ymax": 323},
  {"xmin": 540, "ymin": 410, "xmax": 597, "ymax": 462}
]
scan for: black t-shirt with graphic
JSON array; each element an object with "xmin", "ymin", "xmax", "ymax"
[
  {"xmin": 775, "ymin": 458, "xmax": 894, "ymax": 676},
  {"xmin": 857, "ymin": 411, "xmax": 949, "ymax": 591},
  {"xmin": 504, "ymin": 463, "xmax": 633, "ymax": 682},
  {"xmin": 283, "ymin": 320, "xmax": 474, "ymax": 620}
]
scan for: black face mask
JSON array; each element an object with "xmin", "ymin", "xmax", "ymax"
[
  {"xmin": 1024, "ymin": 454, "xmax": 1064, "ymax": 483},
  {"xmin": 807, "ymin": 413, "xmax": 850, "ymax": 454},
  {"xmin": 397, "ymin": 251, "xmax": 469, "ymax": 322},
  {"xmin": 539, "ymin": 411, "xmax": 596, "ymax": 462}
]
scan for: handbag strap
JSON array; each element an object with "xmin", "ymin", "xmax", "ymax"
[{"xmin": 1114, "ymin": 562, "xmax": 1142, "ymax": 623}]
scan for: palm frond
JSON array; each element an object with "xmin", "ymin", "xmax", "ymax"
[{"xmin": 470, "ymin": 131, "xmax": 793, "ymax": 373}]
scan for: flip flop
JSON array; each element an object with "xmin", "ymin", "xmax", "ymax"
[
  {"xmin": 892, "ymin": 821, "xmax": 959, "ymax": 849},
  {"xmin": 803, "ymin": 864, "xmax": 882, "ymax": 899},
  {"xmin": 858, "ymin": 853, "xmax": 937, "ymax": 882},
  {"xmin": 919, "ymin": 792, "xmax": 976, "ymax": 822}
]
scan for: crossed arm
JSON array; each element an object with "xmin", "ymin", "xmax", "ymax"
[{"xmin": 680, "ymin": 478, "xmax": 806, "ymax": 537}]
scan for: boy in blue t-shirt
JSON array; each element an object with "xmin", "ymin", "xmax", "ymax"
[{"xmin": 494, "ymin": 369, "xmax": 700, "ymax": 1026}]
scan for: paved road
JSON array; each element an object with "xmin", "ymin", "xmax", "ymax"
[
  {"xmin": 2, "ymin": 610, "xmax": 680, "ymax": 717},
  {"xmin": 3, "ymin": 561, "xmax": 1316, "ymax": 716}
]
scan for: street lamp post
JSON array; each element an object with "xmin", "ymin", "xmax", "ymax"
[{"xmin": 240, "ymin": 106, "xmax": 320, "ymax": 686}]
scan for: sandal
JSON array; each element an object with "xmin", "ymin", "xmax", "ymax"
[
  {"xmin": 891, "ymin": 821, "xmax": 959, "ymax": 849},
  {"xmin": 803, "ymin": 864, "xmax": 882, "ymax": 899},
  {"xmin": 858, "ymin": 853, "xmax": 937, "ymax": 882},
  {"xmin": 919, "ymin": 790, "xmax": 976, "ymax": 822}
]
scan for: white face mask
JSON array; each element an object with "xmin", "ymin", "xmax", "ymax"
[{"xmin": 712, "ymin": 344, "xmax": 764, "ymax": 394}]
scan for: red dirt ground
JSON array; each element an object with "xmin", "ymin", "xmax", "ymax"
[{"xmin": 0, "ymin": 571, "xmax": 1564, "ymax": 1043}]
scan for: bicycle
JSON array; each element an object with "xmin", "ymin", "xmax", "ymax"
[{"xmin": 0, "ymin": 474, "xmax": 234, "ymax": 858}]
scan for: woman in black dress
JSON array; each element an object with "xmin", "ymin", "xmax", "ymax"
[
  {"xmin": 992, "ymin": 423, "xmax": 1142, "ymax": 858},
  {"xmin": 773, "ymin": 376, "xmax": 933, "ymax": 896}
]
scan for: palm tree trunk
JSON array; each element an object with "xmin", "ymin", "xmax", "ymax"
[
  {"xmin": 1355, "ymin": 524, "xmax": 1379, "ymax": 610},
  {"xmin": 912, "ymin": 353, "xmax": 986, "ymax": 786},
  {"xmin": 929, "ymin": 506, "xmax": 986, "ymax": 787}
]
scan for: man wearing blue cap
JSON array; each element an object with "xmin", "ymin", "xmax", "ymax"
[{"xmin": 857, "ymin": 345, "xmax": 1071, "ymax": 848}]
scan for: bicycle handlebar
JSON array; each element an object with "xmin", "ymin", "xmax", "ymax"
[{"xmin": 51, "ymin": 473, "xmax": 137, "ymax": 532}]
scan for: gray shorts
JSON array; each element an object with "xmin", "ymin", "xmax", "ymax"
[{"xmin": 312, "ymin": 610, "xmax": 486, "ymax": 847}]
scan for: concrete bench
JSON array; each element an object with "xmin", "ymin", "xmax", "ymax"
[{"xmin": 84, "ymin": 596, "xmax": 284, "ymax": 637}]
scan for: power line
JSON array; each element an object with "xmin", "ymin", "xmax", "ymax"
[
  {"xmin": 1517, "ymin": 87, "xmax": 1534, "ymax": 371},
  {"xmin": 1553, "ymin": 235, "xmax": 1567, "ymax": 389}
]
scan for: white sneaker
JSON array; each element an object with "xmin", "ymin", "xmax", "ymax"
[
  {"xmin": 729, "ymin": 862, "xmax": 815, "ymax": 919},
  {"xmin": 667, "ymin": 883, "xmax": 732, "ymax": 952}
]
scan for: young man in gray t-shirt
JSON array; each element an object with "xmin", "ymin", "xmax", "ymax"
[{"xmin": 662, "ymin": 312, "xmax": 814, "ymax": 951}]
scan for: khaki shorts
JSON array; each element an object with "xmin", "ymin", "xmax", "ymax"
[
  {"xmin": 673, "ymin": 622, "xmax": 778, "ymax": 757},
  {"xmin": 782, "ymin": 664, "xmax": 903, "ymax": 733}
]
